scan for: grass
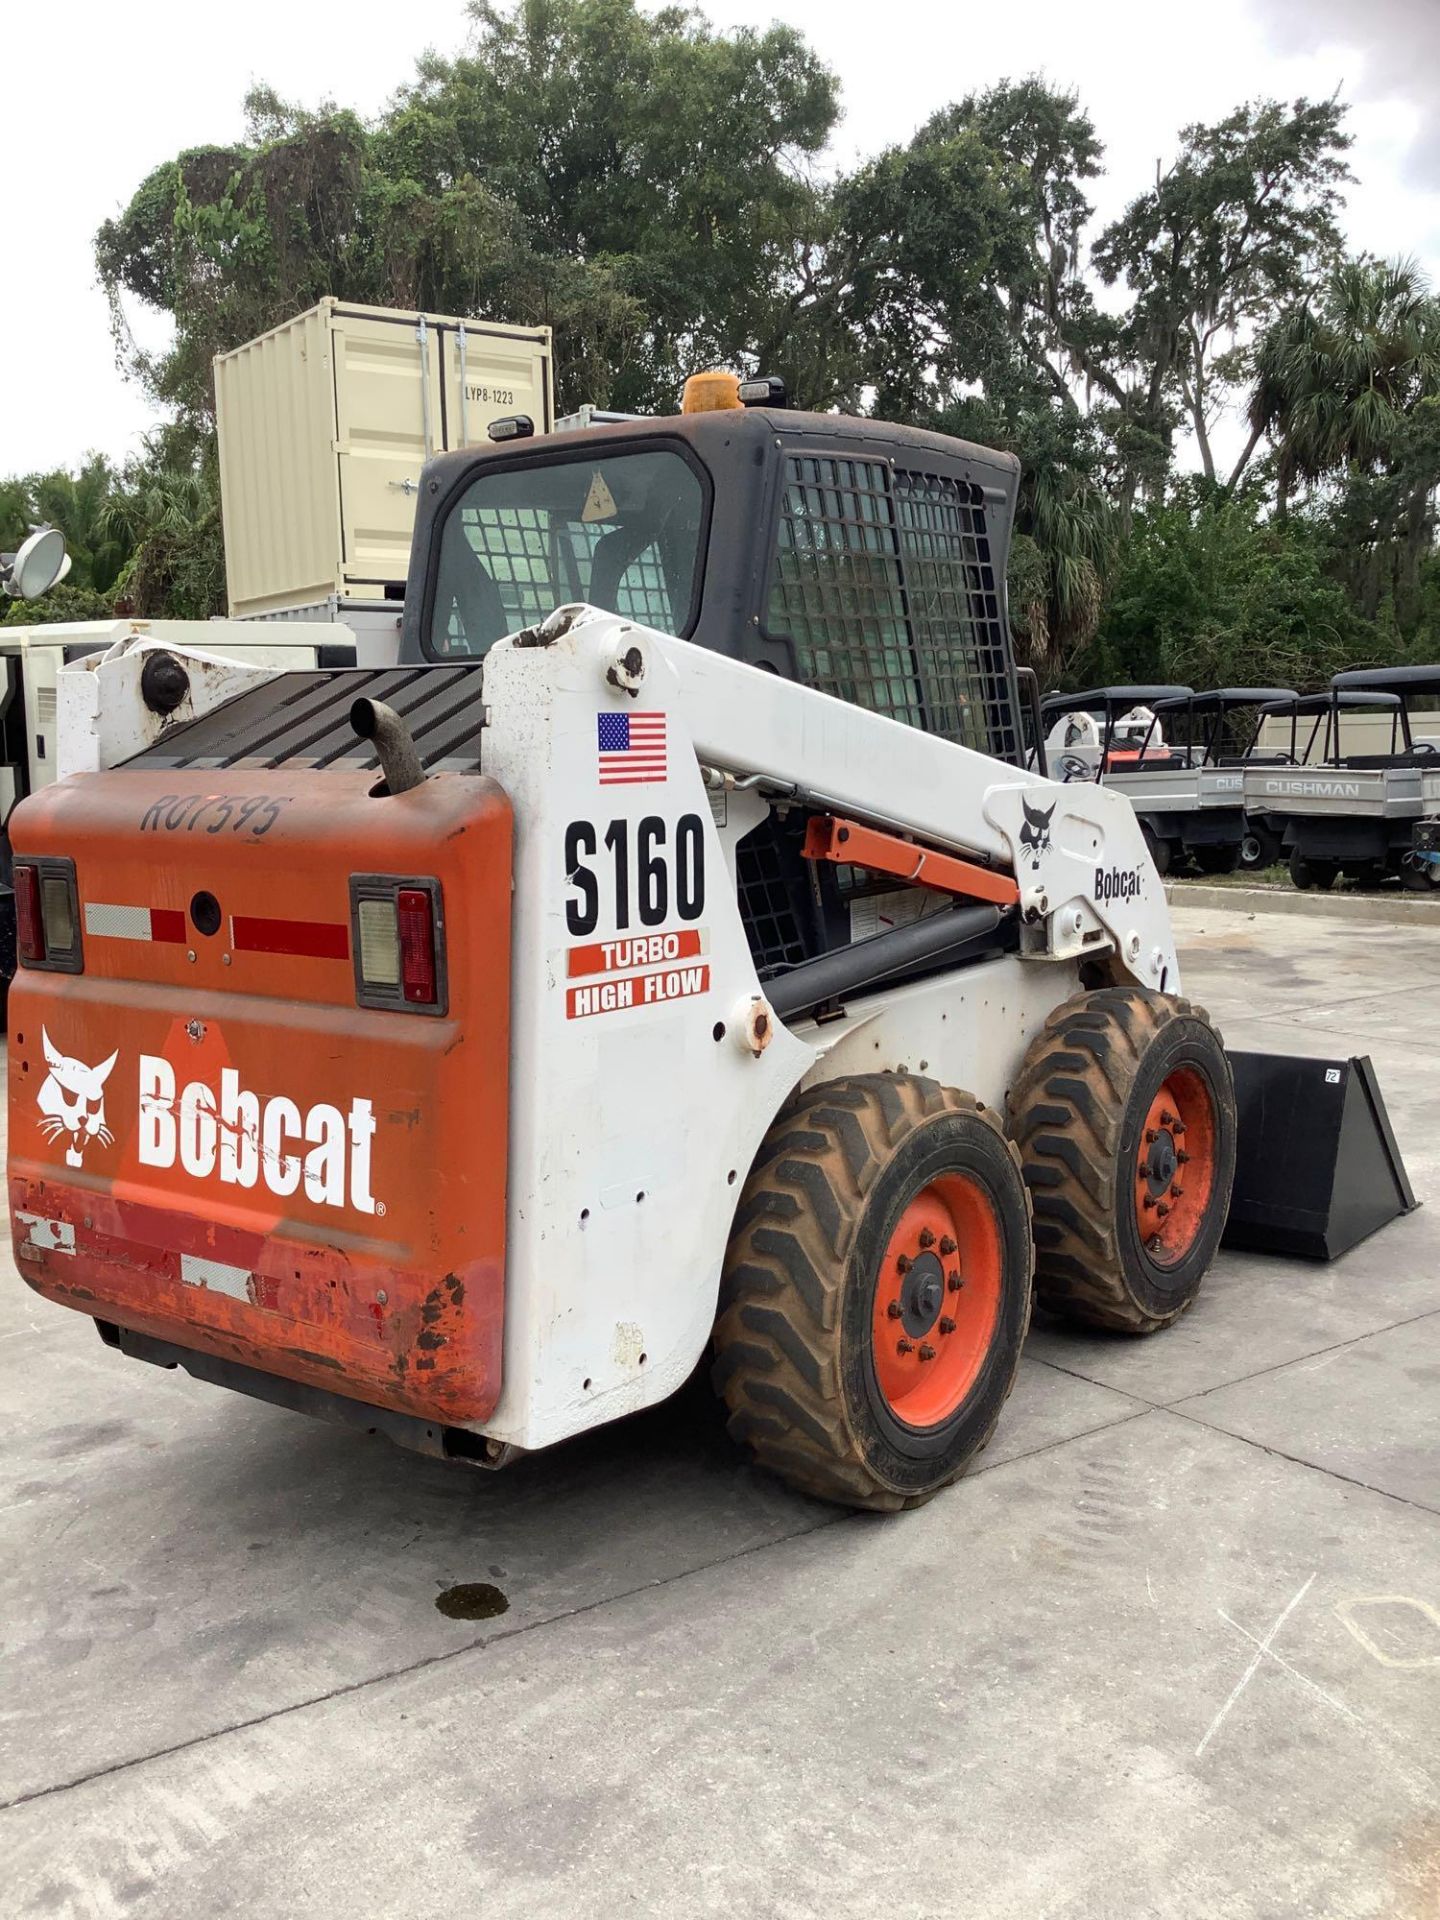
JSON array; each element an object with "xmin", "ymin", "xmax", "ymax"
[{"xmin": 1172, "ymin": 864, "xmax": 1289, "ymax": 889}]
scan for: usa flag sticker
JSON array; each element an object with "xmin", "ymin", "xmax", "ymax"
[{"xmin": 597, "ymin": 711, "xmax": 667, "ymax": 785}]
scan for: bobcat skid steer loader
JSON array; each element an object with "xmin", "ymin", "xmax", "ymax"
[{"xmin": 7, "ymin": 377, "xmax": 1242, "ymax": 1511}]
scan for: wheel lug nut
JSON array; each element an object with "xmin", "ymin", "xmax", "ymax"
[
  {"xmin": 1172, "ymin": 1121, "xmax": 1186, "ymax": 1136},
  {"xmin": 1145, "ymin": 1129, "xmax": 1158, "ymax": 1144},
  {"xmin": 1170, "ymin": 1184, "xmax": 1183, "ymax": 1199},
  {"xmin": 1176, "ymin": 1149, "xmax": 1190, "ymax": 1164},
  {"xmin": 1142, "ymin": 1194, "xmax": 1155, "ymax": 1210},
  {"xmin": 1156, "ymin": 1201, "xmax": 1170, "ymax": 1218},
  {"xmin": 896, "ymin": 1253, "xmax": 912, "ymax": 1274},
  {"xmin": 896, "ymin": 1337, "xmax": 913, "ymax": 1355},
  {"xmin": 939, "ymin": 1236, "xmax": 957, "ymax": 1255},
  {"xmin": 886, "ymin": 1300, "xmax": 903, "ymax": 1320},
  {"xmin": 938, "ymin": 1316, "xmax": 956, "ymax": 1335},
  {"xmin": 918, "ymin": 1228, "xmax": 936, "ymax": 1250},
  {"xmin": 1160, "ymin": 1109, "xmax": 1175, "ymax": 1126},
  {"xmin": 947, "ymin": 1270, "xmax": 962, "ymax": 1292},
  {"xmin": 918, "ymin": 1343, "xmax": 936, "ymax": 1362}
]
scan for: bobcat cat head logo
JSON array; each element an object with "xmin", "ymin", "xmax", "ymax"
[
  {"xmin": 1018, "ymin": 798, "xmax": 1056, "ymax": 869},
  {"xmin": 36, "ymin": 1030, "xmax": 118, "ymax": 1169}
]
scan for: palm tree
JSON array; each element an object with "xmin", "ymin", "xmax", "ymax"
[
  {"xmin": 99, "ymin": 464, "xmax": 215, "ymax": 555},
  {"xmin": 1250, "ymin": 258, "xmax": 1440, "ymax": 630},
  {"xmin": 1250, "ymin": 257, "xmax": 1440, "ymax": 518}
]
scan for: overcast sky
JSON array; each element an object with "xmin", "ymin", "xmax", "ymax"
[{"xmin": 3, "ymin": 0, "xmax": 1438, "ymax": 477}]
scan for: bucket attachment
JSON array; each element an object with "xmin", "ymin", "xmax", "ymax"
[{"xmin": 1223, "ymin": 1052, "xmax": 1417, "ymax": 1260}]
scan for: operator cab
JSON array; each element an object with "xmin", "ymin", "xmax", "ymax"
[{"xmin": 398, "ymin": 382, "xmax": 1028, "ymax": 770}]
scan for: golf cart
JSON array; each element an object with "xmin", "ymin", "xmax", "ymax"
[
  {"xmin": 1242, "ymin": 684, "xmax": 1433, "ymax": 891},
  {"xmin": 1041, "ymin": 683, "xmax": 1291, "ymax": 875}
]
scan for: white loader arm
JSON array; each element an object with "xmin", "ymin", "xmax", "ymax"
[{"xmin": 612, "ymin": 611, "xmax": 1179, "ymax": 992}]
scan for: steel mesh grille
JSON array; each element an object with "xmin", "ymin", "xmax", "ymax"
[
  {"xmin": 893, "ymin": 471, "xmax": 1018, "ymax": 762},
  {"xmin": 767, "ymin": 457, "xmax": 920, "ymax": 726},
  {"xmin": 452, "ymin": 506, "xmax": 679, "ymax": 640},
  {"xmin": 441, "ymin": 506, "xmax": 548, "ymax": 641},
  {"xmin": 765, "ymin": 457, "xmax": 1019, "ymax": 761},
  {"xmin": 734, "ymin": 815, "xmax": 818, "ymax": 977}
]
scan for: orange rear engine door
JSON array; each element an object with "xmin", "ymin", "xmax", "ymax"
[{"xmin": 8, "ymin": 764, "xmax": 512, "ymax": 1427}]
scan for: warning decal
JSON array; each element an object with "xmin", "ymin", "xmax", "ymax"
[
  {"xmin": 582, "ymin": 471, "xmax": 618, "ymax": 523},
  {"xmin": 567, "ymin": 964, "xmax": 710, "ymax": 1020}
]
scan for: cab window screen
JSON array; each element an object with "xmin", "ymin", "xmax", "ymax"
[
  {"xmin": 428, "ymin": 449, "xmax": 705, "ymax": 658},
  {"xmin": 766, "ymin": 457, "xmax": 917, "ymax": 725},
  {"xmin": 766, "ymin": 456, "xmax": 1018, "ymax": 760}
]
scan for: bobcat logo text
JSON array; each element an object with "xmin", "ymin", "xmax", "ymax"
[{"xmin": 1095, "ymin": 864, "xmax": 1144, "ymax": 906}]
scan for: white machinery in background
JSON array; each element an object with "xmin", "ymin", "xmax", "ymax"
[{"xmin": 0, "ymin": 619, "xmax": 359, "ymax": 1018}]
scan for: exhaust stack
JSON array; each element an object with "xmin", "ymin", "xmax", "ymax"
[{"xmin": 351, "ymin": 696, "xmax": 425, "ymax": 795}]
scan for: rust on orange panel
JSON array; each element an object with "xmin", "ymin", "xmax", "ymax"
[{"xmin": 802, "ymin": 814, "xmax": 1020, "ymax": 907}]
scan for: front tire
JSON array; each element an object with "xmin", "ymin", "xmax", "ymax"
[
  {"xmin": 1289, "ymin": 850, "xmax": 1338, "ymax": 891},
  {"xmin": 1008, "ymin": 989, "xmax": 1237, "ymax": 1333},
  {"xmin": 714, "ymin": 1075, "xmax": 1033, "ymax": 1511}
]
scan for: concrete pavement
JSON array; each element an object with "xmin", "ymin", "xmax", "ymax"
[{"xmin": 2, "ymin": 902, "xmax": 1437, "ymax": 1918}]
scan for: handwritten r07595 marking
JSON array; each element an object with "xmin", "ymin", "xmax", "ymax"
[{"xmin": 139, "ymin": 794, "xmax": 290, "ymax": 837}]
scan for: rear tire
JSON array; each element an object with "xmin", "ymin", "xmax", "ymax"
[
  {"xmin": 713, "ymin": 1074, "xmax": 1033, "ymax": 1511},
  {"xmin": 1008, "ymin": 988, "xmax": 1237, "ymax": 1333},
  {"xmin": 1141, "ymin": 825, "xmax": 1172, "ymax": 877},
  {"xmin": 1238, "ymin": 824, "xmax": 1281, "ymax": 873},
  {"xmin": 1289, "ymin": 851, "xmax": 1337, "ymax": 892}
]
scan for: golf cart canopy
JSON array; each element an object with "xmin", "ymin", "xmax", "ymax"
[
  {"xmin": 1332, "ymin": 665, "xmax": 1440, "ymax": 700},
  {"xmin": 1260, "ymin": 691, "xmax": 1404, "ymax": 717},
  {"xmin": 1041, "ymin": 684, "xmax": 1193, "ymax": 717},
  {"xmin": 1147, "ymin": 689, "xmax": 1300, "ymax": 768},
  {"xmin": 1259, "ymin": 689, "xmax": 1412, "ymax": 767},
  {"xmin": 1151, "ymin": 688, "xmax": 1295, "ymax": 714}
]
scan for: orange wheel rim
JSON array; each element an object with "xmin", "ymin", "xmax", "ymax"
[
  {"xmin": 1133, "ymin": 1067, "xmax": 1217, "ymax": 1264},
  {"xmin": 871, "ymin": 1173, "xmax": 1002, "ymax": 1428}
]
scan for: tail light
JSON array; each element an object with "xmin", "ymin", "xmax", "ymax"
[
  {"xmin": 396, "ymin": 888, "xmax": 438, "ymax": 1003},
  {"xmin": 350, "ymin": 876, "xmax": 447, "ymax": 1014},
  {"xmin": 13, "ymin": 857, "xmax": 83, "ymax": 973}
]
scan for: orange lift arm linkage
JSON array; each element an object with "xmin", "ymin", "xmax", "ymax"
[{"xmin": 802, "ymin": 814, "xmax": 1021, "ymax": 908}]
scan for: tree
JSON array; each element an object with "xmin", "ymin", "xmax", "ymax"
[
  {"xmin": 1093, "ymin": 99, "xmax": 1352, "ymax": 491},
  {"xmin": 0, "ymin": 456, "xmax": 131, "ymax": 595},
  {"xmin": 830, "ymin": 81, "xmax": 1119, "ymax": 671},
  {"xmin": 1083, "ymin": 482, "xmax": 1380, "ymax": 691},
  {"xmin": 95, "ymin": 0, "xmax": 840, "ymax": 423},
  {"xmin": 1250, "ymin": 257, "xmax": 1440, "ymax": 635}
]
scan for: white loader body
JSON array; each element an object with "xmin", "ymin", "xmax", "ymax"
[{"xmin": 478, "ymin": 605, "xmax": 1177, "ymax": 1447}]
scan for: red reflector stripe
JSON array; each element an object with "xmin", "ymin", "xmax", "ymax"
[
  {"xmin": 84, "ymin": 902, "xmax": 186, "ymax": 943},
  {"xmin": 230, "ymin": 916, "xmax": 349, "ymax": 960},
  {"xmin": 14, "ymin": 865, "xmax": 43, "ymax": 962},
  {"xmin": 151, "ymin": 908, "xmax": 188, "ymax": 943}
]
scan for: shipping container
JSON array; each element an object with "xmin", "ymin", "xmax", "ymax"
[{"xmin": 215, "ymin": 299, "xmax": 553, "ymax": 619}]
